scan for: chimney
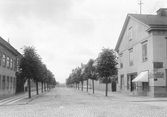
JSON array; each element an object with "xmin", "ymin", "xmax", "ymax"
[{"xmin": 157, "ymin": 8, "xmax": 167, "ymax": 16}]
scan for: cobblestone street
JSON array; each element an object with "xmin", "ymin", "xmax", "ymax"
[{"xmin": 0, "ymin": 87, "xmax": 167, "ymax": 117}]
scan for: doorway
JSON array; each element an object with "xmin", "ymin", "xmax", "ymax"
[{"xmin": 127, "ymin": 73, "xmax": 137, "ymax": 92}]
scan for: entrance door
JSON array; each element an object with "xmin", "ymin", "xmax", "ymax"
[{"xmin": 127, "ymin": 73, "xmax": 137, "ymax": 92}]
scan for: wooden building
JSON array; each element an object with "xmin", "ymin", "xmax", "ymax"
[{"xmin": 115, "ymin": 8, "xmax": 167, "ymax": 97}]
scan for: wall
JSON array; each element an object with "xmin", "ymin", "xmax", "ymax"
[
  {"xmin": 152, "ymin": 31, "xmax": 167, "ymax": 96},
  {"xmin": 0, "ymin": 44, "xmax": 18, "ymax": 97}
]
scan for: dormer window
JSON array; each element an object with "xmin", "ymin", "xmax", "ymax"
[{"xmin": 128, "ymin": 27, "xmax": 133, "ymax": 41}]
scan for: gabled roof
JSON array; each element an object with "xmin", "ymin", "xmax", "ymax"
[
  {"xmin": 0, "ymin": 37, "xmax": 21, "ymax": 56},
  {"xmin": 115, "ymin": 13, "xmax": 167, "ymax": 52}
]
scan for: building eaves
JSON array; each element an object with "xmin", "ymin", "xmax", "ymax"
[
  {"xmin": 0, "ymin": 37, "xmax": 21, "ymax": 56},
  {"xmin": 115, "ymin": 13, "xmax": 167, "ymax": 52}
]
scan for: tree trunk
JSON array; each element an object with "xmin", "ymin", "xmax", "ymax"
[
  {"xmin": 36, "ymin": 81, "xmax": 39, "ymax": 95},
  {"xmin": 78, "ymin": 83, "xmax": 80, "ymax": 90},
  {"xmin": 28, "ymin": 78, "xmax": 31, "ymax": 98},
  {"xmin": 41, "ymin": 81, "xmax": 43, "ymax": 93},
  {"xmin": 81, "ymin": 81, "xmax": 83, "ymax": 91},
  {"xmin": 47, "ymin": 83, "xmax": 48, "ymax": 90},
  {"xmin": 44, "ymin": 83, "xmax": 46, "ymax": 91},
  {"xmin": 92, "ymin": 79, "xmax": 94, "ymax": 94},
  {"xmin": 105, "ymin": 77, "xmax": 108, "ymax": 97},
  {"xmin": 87, "ymin": 79, "xmax": 88, "ymax": 92}
]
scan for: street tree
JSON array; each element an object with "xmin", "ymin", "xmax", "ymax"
[
  {"xmin": 86, "ymin": 59, "xmax": 98, "ymax": 94},
  {"xmin": 97, "ymin": 48, "xmax": 117, "ymax": 96}
]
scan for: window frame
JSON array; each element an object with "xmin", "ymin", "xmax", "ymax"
[
  {"xmin": 0, "ymin": 52, "xmax": 2, "ymax": 66},
  {"xmin": 7, "ymin": 56, "xmax": 10, "ymax": 68},
  {"xmin": 119, "ymin": 53, "xmax": 123, "ymax": 68},
  {"xmin": 128, "ymin": 26, "xmax": 133, "ymax": 41},
  {"xmin": 10, "ymin": 58, "xmax": 13, "ymax": 70},
  {"xmin": 129, "ymin": 48, "xmax": 134, "ymax": 66},
  {"xmin": 142, "ymin": 43, "xmax": 148, "ymax": 62},
  {"xmin": 2, "ymin": 75, "xmax": 5, "ymax": 89},
  {"xmin": 3, "ymin": 54, "xmax": 6, "ymax": 67}
]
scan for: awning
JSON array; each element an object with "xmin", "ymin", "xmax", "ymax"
[{"xmin": 132, "ymin": 71, "xmax": 148, "ymax": 82}]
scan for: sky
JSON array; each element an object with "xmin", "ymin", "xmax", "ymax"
[{"xmin": 0, "ymin": 0, "xmax": 166, "ymax": 83}]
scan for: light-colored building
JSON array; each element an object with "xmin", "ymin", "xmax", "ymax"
[
  {"xmin": 0, "ymin": 37, "xmax": 21, "ymax": 97},
  {"xmin": 115, "ymin": 8, "xmax": 167, "ymax": 97}
]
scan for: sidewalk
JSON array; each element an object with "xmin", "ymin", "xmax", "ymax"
[{"xmin": 79, "ymin": 88, "xmax": 167, "ymax": 102}]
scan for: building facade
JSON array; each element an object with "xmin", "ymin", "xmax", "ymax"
[
  {"xmin": 115, "ymin": 8, "xmax": 167, "ymax": 97},
  {"xmin": 0, "ymin": 37, "xmax": 21, "ymax": 97}
]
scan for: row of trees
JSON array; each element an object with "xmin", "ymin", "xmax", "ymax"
[
  {"xmin": 66, "ymin": 48, "xmax": 117, "ymax": 96},
  {"xmin": 17, "ymin": 46, "xmax": 56, "ymax": 98}
]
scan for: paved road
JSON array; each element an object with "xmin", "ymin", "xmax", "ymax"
[{"xmin": 0, "ymin": 87, "xmax": 167, "ymax": 117}]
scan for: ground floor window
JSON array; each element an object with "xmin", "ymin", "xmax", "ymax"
[
  {"xmin": 13, "ymin": 77, "xmax": 15, "ymax": 88},
  {"xmin": 142, "ymin": 82, "xmax": 149, "ymax": 91},
  {"xmin": 10, "ymin": 77, "xmax": 12, "ymax": 89},
  {"xmin": 0, "ymin": 75, "xmax": 1, "ymax": 89},
  {"xmin": 2, "ymin": 75, "xmax": 5, "ymax": 89},
  {"xmin": 120, "ymin": 75, "xmax": 124, "ymax": 89},
  {"xmin": 7, "ymin": 76, "xmax": 9, "ymax": 89}
]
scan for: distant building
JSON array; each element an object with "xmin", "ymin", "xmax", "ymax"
[
  {"xmin": 0, "ymin": 37, "xmax": 21, "ymax": 97},
  {"xmin": 115, "ymin": 8, "xmax": 167, "ymax": 97}
]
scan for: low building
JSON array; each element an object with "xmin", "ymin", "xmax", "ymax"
[
  {"xmin": 0, "ymin": 37, "xmax": 21, "ymax": 97},
  {"xmin": 115, "ymin": 8, "xmax": 167, "ymax": 97}
]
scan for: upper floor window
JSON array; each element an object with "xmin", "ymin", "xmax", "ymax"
[
  {"xmin": 129, "ymin": 48, "xmax": 134, "ymax": 66},
  {"xmin": 10, "ymin": 58, "xmax": 13, "ymax": 70},
  {"xmin": 120, "ymin": 53, "xmax": 123, "ymax": 68},
  {"xmin": 7, "ymin": 56, "xmax": 10, "ymax": 68},
  {"xmin": 128, "ymin": 27, "xmax": 133, "ymax": 41},
  {"xmin": 142, "ymin": 43, "xmax": 148, "ymax": 62},
  {"xmin": 3, "ymin": 54, "xmax": 6, "ymax": 67},
  {"xmin": 0, "ymin": 52, "xmax": 2, "ymax": 66}
]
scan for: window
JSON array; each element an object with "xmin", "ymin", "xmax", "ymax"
[
  {"xmin": 16, "ymin": 58, "xmax": 19, "ymax": 71},
  {"xmin": 129, "ymin": 48, "xmax": 134, "ymax": 66},
  {"xmin": 7, "ymin": 56, "xmax": 10, "ymax": 68},
  {"xmin": 2, "ymin": 76, "xmax": 5, "ymax": 89},
  {"xmin": 3, "ymin": 54, "xmax": 6, "ymax": 67},
  {"xmin": 120, "ymin": 53, "xmax": 123, "ymax": 68},
  {"xmin": 13, "ymin": 78, "xmax": 15, "ymax": 88},
  {"xmin": 13, "ymin": 60, "xmax": 16, "ymax": 71},
  {"xmin": 10, "ymin": 77, "xmax": 12, "ymax": 89},
  {"xmin": 0, "ymin": 75, "xmax": 1, "ymax": 89},
  {"xmin": 128, "ymin": 27, "xmax": 133, "ymax": 41},
  {"xmin": 0, "ymin": 52, "xmax": 2, "ymax": 66},
  {"xmin": 120, "ymin": 75, "xmax": 124, "ymax": 89},
  {"xmin": 7, "ymin": 76, "xmax": 9, "ymax": 89},
  {"xmin": 10, "ymin": 58, "xmax": 13, "ymax": 70},
  {"xmin": 142, "ymin": 43, "xmax": 148, "ymax": 62}
]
